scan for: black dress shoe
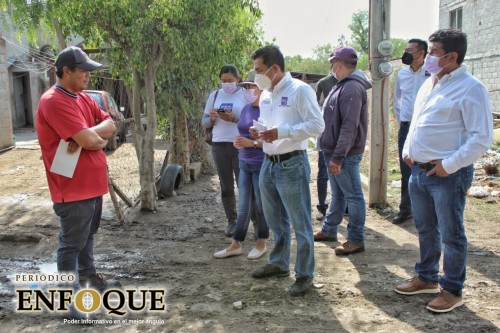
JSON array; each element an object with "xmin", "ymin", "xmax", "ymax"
[
  {"xmin": 392, "ymin": 212, "xmax": 413, "ymax": 224},
  {"xmin": 251, "ymin": 264, "xmax": 290, "ymax": 279},
  {"xmin": 289, "ymin": 276, "xmax": 313, "ymax": 296}
]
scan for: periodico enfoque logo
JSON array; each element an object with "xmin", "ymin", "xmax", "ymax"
[{"xmin": 13, "ymin": 273, "xmax": 168, "ymax": 318}]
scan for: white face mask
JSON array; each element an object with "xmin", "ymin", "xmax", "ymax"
[
  {"xmin": 221, "ymin": 82, "xmax": 238, "ymax": 94},
  {"xmin": 423, "ymin": 53, "xmax": 449, "ymax": 75},
  {"xmin": 254, "ymin": 66, "xmax": 275, "ymax": 91}
]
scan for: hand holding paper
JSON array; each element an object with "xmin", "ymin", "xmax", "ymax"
[
  {"xmin": 252, "ymin": 119, "xmax": 267, "ymax": 132},
  {"xmin": 50, "ymin": 139, "xmax": 82, "ymax": 178}
]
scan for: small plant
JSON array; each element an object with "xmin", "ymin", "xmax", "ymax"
[{"xmin": 478, "ymin": 150, "xmax": 500, "ymax": 175}]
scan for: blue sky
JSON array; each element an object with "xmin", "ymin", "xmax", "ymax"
[{"xmin": 257, "ymin": 0, "xmax": 440, "ymax": 57}]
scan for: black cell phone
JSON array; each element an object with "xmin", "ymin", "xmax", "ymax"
[{"xmin": 217, "ymin": 108, "xmax": 226, "ymax": 113}]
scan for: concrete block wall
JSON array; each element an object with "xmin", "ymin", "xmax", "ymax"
[
  {"xmin": 0, "ymin": 36, "xmax": 14, "ymax": 150},
  {"xmin": 440, "ymin": 0, "xmax": 500, "ymax": 114}
]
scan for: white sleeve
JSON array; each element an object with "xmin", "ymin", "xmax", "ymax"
[
  {"xmin": 277, "ymin": 85, "xmax": 325, "ymax": 141},
  {"xmin": 442, "ymin": 83, "xmax": 493, "ymax": 174}
]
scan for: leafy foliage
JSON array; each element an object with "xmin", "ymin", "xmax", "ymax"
[
  {"xmin": 349, "ymin": 10, "xmax": 369, "ymax": 54},
  {"xmin": 2, "ymin": 0, "xmax": 263, "ymax": 210}
]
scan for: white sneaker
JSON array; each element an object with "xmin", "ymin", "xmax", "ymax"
[
  {"xmin": 315, "ymin": 212, "xmax": 325, "ymax": 221},
  {"xmin": 214, "ymin": 247, "xmax": 242, "ymax": 259},
  {"xmin": 247, "ymin": 245, "xmax": 267, "ymax": 260}
]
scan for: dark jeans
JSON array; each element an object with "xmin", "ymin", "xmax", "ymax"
[
  {"xmin": 398, "ymin": 122, "xmax": 411, "ymax": 214},
  {"xmin": 317, "ymin": 151, "xmax": 329, "ymax": 212},
  {"xmin": 53, "ymin": 196, "xmax": 102, "ymax": 278},
  {"xmin": 233, "ymin": 161, "xmax": 269, "ymax": 242},
  {"xmin": 212, "ymin": 142, "xmax": 239, "ymax": 198}
]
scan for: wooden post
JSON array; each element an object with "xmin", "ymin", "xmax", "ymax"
[
  {"xmin": 368, "ymin": 0, "xmax": 391, "ymax": 206},
  {"xmin": 107, "ymin": 169, "xmax": 125, "ymax": 222}
]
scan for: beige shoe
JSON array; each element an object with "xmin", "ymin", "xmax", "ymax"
[
  {"xmin": 247, "ymin": 245, "xmax": 267, "ymax": 260},
  {"xmin": 214, "ymin": 247, "xmax": 242, "ymax": 259},
  {"xmin": 334, "ymin": 241, "xmax": 364, "ymax": 255},
  {"xmin": 395, "ymin": 276, "xmax": 440, "ymax": 295},
  {"xmin": 426, "ymin": 289, "xmax": 464, "ymax": 313}
]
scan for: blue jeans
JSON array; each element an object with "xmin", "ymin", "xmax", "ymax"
[
  {"xmin": 397, "ymin": 122, "xmax": 412, "ymax": 214},
  {"xmin": 233, "ymin": 161, "xmax": 269, "ymax": 242},
  {"xmin": 259, "ymin": 152, "xmax": 314, "ymax": 278},
  {"xmin": 317, "ymin": 151, "xmax": 329, "ymax": 212},
  {"xmin": 53, "ymin": 196, "xmax": 102, "ymax": 278},
  {"xmin": 410, "ymin": 164, "xmax": 473, "ymax": 296},
  {"xmin": 321, "ymin": 153, "xmax": 366, "ymax": 243}
]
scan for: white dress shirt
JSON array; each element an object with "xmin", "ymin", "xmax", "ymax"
[
  {"xmin": 403, "ymin": 65, "xmax": 493, "ymax": 174},
  {"xmin": 393, "ymin": 65, "xmax": 430, "ymax": 124},
  {"xmin": 258, "ymin": 73, "xmax": 325, "ymax": 155}
]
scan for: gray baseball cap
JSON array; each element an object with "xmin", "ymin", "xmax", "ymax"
[{"xmin": 55, "ymin": 46, "xmax": 102, "ymax": 71}]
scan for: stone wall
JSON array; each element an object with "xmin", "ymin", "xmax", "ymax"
[
  {"xmin": 440, "ymin": 0, "xmax": 500, "ymax": 114},
  {"xmin": 0, "ymin": 35, "xmax": 14, "ymax": 150}
]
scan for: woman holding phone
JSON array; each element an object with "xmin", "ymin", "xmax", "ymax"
[{"xmin": 202, "ymin": 64, "xmax": 246, "ymax": 237}]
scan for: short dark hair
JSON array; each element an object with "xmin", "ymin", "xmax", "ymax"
[
  {"xmin": 219, "ymin": 64, "xmax": 240, "ymax": 79},
  {"xmin": 252, "ymin": 45, "xmax": 285, "ymax": 72},
  {"xmin": 428, "ymin": 29, "xmax": 467, "ymax": 64},
  {"xmin": 408, "ymin": 38, "xmax": 428, "ymax": 57},
  {"xmin": 55, "ymin": 65, "xmax": 77, "ymax": 78}
]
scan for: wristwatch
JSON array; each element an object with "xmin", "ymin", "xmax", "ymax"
[{"xmin": 253, "ymin": 140, "xmax": 258, "ymax": 148}]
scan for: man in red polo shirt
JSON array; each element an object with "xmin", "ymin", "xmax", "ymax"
[{"xmin": 36, "ymin": 46, "xmax": 117, "ymax": 291}]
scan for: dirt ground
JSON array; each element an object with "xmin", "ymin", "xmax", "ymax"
[{"xmin": 0, "ymin": 129, "xmax": 499, "ymax": 333}]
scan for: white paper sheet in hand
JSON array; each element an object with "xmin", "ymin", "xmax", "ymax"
[
  {"xmin": 50, "ymin": 139, "xmax": 82, "ymax": 178},
  {"xmin": 252, "ymin": 119, "xmax": 268, "ymax": 132}
]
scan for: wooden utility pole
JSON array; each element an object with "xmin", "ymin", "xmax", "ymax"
[{"xmin": 368, "ymin": 0, "xmax": 392, "ymax": 206}]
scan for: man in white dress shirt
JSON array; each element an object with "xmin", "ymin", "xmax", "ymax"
[
  {"xmin": 392, "ymin": 38, "xmax": 430, "ymax": 224},
  {"xmin": 395, "ymin": 29, "xmax": 493, "ymax": 313},
  {"xmin": 248, "ymin": 45, "xmax": 324, "ymax": 297}
]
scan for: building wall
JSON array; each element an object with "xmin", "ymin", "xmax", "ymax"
[
  {"xmin": 0, "ymin": 35, "xmax": 14, "ymax": 150},
  {"xmin": 440, "ymin": 0, "xmax": 500, "ymax": 114}
]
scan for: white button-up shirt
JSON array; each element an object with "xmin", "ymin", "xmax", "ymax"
[
  {"xmin": 393, "ymin": 65, "xmax": 430, "ymax": 123},
  {"xmin": 403, "ymin": 65, "xmax": 493, "ymax": 174},
  {"xmin": 258, "ymin": 72, "xmax": 324, "ymax": 155}
]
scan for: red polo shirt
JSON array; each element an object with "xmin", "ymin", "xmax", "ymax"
[{"xmin": 36, "ymin": 86, "xmax": 111, "ymax": 203}]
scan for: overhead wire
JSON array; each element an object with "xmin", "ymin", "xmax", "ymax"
[{"xmin": 2, "ymin": 36, "xmax": 124, "ymax": 83}]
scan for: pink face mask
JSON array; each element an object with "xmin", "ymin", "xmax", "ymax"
[
  {"xmin": 244, "ymin": 89, "xmax": 258, "ymax": 103},
  {"xmin": 423, "ymin": 53, "xmax": 450, "ymax": 75},
  {"xmin": 221, "ymin": 82, "xmax": 238, "ymax": 94}
]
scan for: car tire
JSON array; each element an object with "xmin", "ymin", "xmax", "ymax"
[{"xmin": 158, "ymin": 164, "xmax": 184, "ymax": 197}]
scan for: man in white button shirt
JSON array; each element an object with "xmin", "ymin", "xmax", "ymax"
[
  {"xmin": 248, "ymin": 45, "xmax": 324, "ymax": 297},
  {"xmin": 392, "ymin": 39, "xmax": 430, "ymax": 224},
  {"xmin": 395, "ymin": 29, "xmax": 493, "ymax": 313}
]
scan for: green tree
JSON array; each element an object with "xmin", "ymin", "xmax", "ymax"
[
  {"xmin": 349, "ymin": 10, "xmax": 369, "ymax": 54},
  {"xmin": 391, "ymin": 38, "xmax": 408, "ymax": 60},
  {"xmin": 1, "ymin": 0, "xmax": 262, "ymax": 211}
]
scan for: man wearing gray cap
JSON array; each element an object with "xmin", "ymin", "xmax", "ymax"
[
  {"xmin": 36, "ymin": 46, "xmax": 118, "ymax": 293},
  {"xmin": 314, "ymin": 46, "xmax": 372, "ymax": 256}
]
